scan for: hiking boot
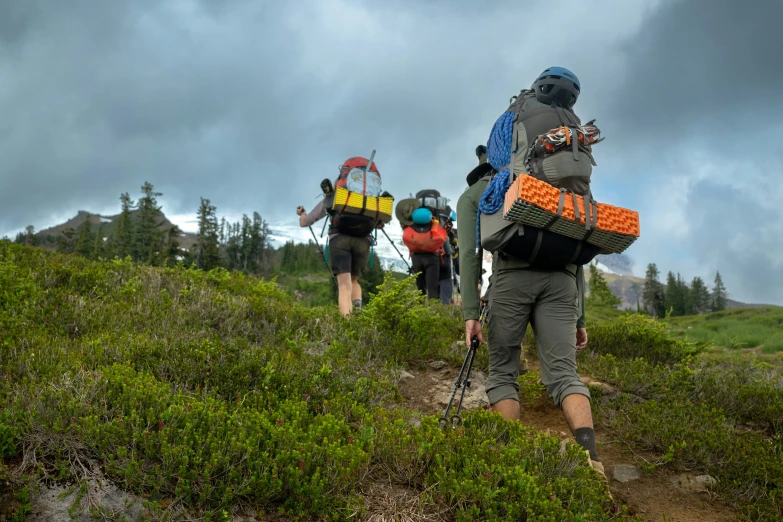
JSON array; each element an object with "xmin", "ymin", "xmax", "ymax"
[{"xmin": 585, "ymin": 451, "xmax": 616, "ymax": 506}]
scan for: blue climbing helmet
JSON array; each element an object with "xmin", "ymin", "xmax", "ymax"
[
  {"xmin": 412, "ymin": 207, "xmax": 433, "ymax": 225},
  {"xmin": 531, "ymin": 67, "xmax": 580, "ymax": 108}
]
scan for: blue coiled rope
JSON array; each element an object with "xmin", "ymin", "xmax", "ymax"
[{"xmin": 476, "ymin": 111, "xmax": 515, "ymax": 250}]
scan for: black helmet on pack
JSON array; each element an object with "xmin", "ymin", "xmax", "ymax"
[{"xmin": 532, "ymin": 66, "xmax": 580, "ymax": 108}]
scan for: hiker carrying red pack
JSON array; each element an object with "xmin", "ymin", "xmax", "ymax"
[
  {"xmin": 399, "ymin": 190, "xmax": 450, "ymax": 301},
  {"xmin": 298, "ymin": 152, "xmax": 393, "ymax": 317}
]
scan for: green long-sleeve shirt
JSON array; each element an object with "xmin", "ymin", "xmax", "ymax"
[
  {"xmin": 456, "ymin": 177, "xmax": 490, "ymax": 321},
  {"xmin": 456, "ymin": 175, "xmax": 586, "ymax": 327}
]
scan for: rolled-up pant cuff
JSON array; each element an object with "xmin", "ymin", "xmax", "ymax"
[
  {"xmin": 550, "ymin": 383, "xmax": 591, "ymax": 409},
  {"xmin": 486, "ymin": 384, "xmax": 520, "ymax": 405}
]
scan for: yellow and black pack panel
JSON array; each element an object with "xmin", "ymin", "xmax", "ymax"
[
  {"xmin": 331, "ymin": 186, "xmax": 393, "ymax": 223},
  {"xmin": 394, "ymin": 197, "xmax": 420, "ymax": 227}
]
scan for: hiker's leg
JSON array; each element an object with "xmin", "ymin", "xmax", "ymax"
[
  {"xmin": 439, "ymin": 275, "xmax": 453, "ymax": 305},
  {"xmin": 329, "ymin": 235, "xmax": 354, "ymax": 317},
  {"xmin": 351, "ymin": 275, "xmax": 361, "ymax": 302},
  {"xmin": 561, "ymin": 393, "xmax": 593, "ymax": 430},
  {"xmin": 336, "ymin": 272, "xmax": 353, "ymax": 316},
  {"xmin": 485, "ymin": 267, "xmax": 533, "ymax": 421},
  {"xmin": 532, "ymin": 271, "xmax": 595, "ymax": 447},
  {"xmin": 439, "ymin": 257, "xmax": 453, "ymax": 304},
  {"xmin": 411, "ymin": 254, "xmax": 427, "ymax": 296},
  {"xmin": 349, "ymin": 237, "xmax": 370, "ymax": 306},
  {"xmin": 424, "ymin": 255, "xmax": 440, "ymax": 300}
]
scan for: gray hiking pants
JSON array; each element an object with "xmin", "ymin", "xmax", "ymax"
[{"xmin": 486, "ymin": 268, "xmax": 590, "ymax": 408}]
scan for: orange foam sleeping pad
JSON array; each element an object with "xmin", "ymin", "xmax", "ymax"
[{"xmin": 502, "ymin": 174, "xmax": 640, "ymax": 252}]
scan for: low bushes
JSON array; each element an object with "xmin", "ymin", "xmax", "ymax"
[
  {"xmin": 579, "ymin": 350, "xmax": 783, "ymax": 520},
  {"xmin": 0, "ymin": 242, "xmax": 623, "ymax": 521}
]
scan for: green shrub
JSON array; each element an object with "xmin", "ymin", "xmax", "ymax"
[
  {"xmin": 0, "ymin": 243, "xmax": 629, "ymax": 521},
  {"xmin": 602, "ymin": 398, "xmax": 783, "ymax": 521},
  {"xmin": 0, "ymin": 409, "xmax": 18, "ymax": 459},
  {"xmin": 588, "ymin": 314, "xmax": 706, "ymax": 364},
  {"xmin": 348, "ymin": 273, "xmax": 463, "ymax": 363}
]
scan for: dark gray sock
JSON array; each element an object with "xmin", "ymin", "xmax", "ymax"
[{"xmin": 574, "ymin": 427, "xmax": 598, "ymax": 461}]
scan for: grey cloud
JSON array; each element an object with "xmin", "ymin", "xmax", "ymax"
[
  {"xmin": 604, "ymin": 0, "xmax": 783, "ymax": 140},
  {"xmin": 1, "ymin": 0, "xmax": 631, "ymax": 237},
  {"xmin": 685, "ymin": 177, "xmax": 782, "ymax": 305},
  {"xmin": 1, "ymin": 0, "xmax": 778, "ymax": 305}
]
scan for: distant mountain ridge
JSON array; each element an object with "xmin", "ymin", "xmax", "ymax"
[
  {"xmin": 34, "ymin": 210, "xmax": 199, "ymax": 250},
  {"xmin": 586, "ymin": 267, "xmax": 777, "ymax": 311}
]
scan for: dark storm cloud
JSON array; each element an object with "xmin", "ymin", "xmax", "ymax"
[
  {"xmin": 602, "ymin": 0, "xmax": 783, "ymax": 152},
  {"xmin": 597, "ymin": 0, "xmax": 783, "ymax": 304},
  {"xmin": 1, "ymin": 0, "xmax": 778, "ymax": 304},
  {"xmin": 1, "ymin": 0, "xmax": 642, "ymax": 237},
  {"xmin": 684, "ymin": 176, "xmax": 783, "ymax": 305}
]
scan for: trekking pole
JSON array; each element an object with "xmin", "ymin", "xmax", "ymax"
[
  {"xmin": 439, "ymin": 301, "xmax": 487, "ymax": 429},
  {"xmin": 306, "ymin": 222, "xmax": 338, "ymax": 288},
  {"xmin": 320, "ymin": 217, "xmax": 328, "ymax": 238},
  {"xmin": 380, "ymin": 228, "xmax": 412, "ymax": 273}
]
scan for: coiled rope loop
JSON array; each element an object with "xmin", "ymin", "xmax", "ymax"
[{"xmin": 476, "ymin": 111, "xmax": 515, "ymax": 250}]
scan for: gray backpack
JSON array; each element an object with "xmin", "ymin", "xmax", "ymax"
[
  {"xmin": 479, "ymin": 90, "xmax": 605, "ymax": 270},
  {"xmin": 507, "ymin": 89, "xmax": 597, "ymax": 195}
]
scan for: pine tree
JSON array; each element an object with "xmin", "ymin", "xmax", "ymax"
[
  {"xmin": 75, "ymin": 217, "xmax": 94, "ymax": 258},
  {"xmin": 690, "ymin": 277, "xmax": 710, "ymax": 314},
  {"xmin": 224, "ymin": 221, "xmax": 242, "ymax": 271},
  {"xmin": 642, "ymin": 263, "xmax": 666, "ymax": 317},
  {"xmin": 239, "ymin": 215, "xmax": 252, "ymax": 271},
  {"xmin": 664, "ymin": 272, "xmax": 689, "ymax": 317},
  {"xmin": 162, "ymin": 224, "xmax": 183, "ymax": 267},
  {"xmin": 587, "ymin": 263, "xmax": 621, "ymax": 308},
  {"xmin": 134, "ymin": 182, "xmax": 164, "ymax": 264},
  {"xmin": 248, "ymin": 212, "xmax": 270, "ymax": 273},
  {"xmin": 93, "ymin": 223, "xmax": 106, "ymax": 260},
  {"xmin": 114, "ymin": 193, "xmax": 135, "ymax": 259},
  {"xmin": 56, "ymin": 227, "xmax": 76, "ymax": 254},
  {"xmin": 711, "ymin": 271, "xmax": 728, "ymax": 312},
  {"xmin": 679, "ymin": 273, "xmax": 694, "ymax": 316},
  {"xmin": 23, "ymin": 225, "xmax": 36, "ymax": 246},
  {"xmin": 195, "ymin": 198, "xmax": 221, "ymax": 271}
]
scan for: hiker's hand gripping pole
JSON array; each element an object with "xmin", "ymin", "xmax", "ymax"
[
  {"xmin": 298, "ymin": 206, "xmax": 338, "ymax": 289},
  {"xmin": 439, "ymin": 334, "xmax": 480, "ymax": 430},
  {"xmin": 439, "ymin": 301, "xmax": 486, "ymax": 430}
]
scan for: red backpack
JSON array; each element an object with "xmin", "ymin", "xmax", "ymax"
[
  {"xmin": 327, "ymin": 156, "xmax": 386, "ymax": 237},
  {"xmin": 402, "ymin": 220, "xmax": 448, "ymax": 254}
]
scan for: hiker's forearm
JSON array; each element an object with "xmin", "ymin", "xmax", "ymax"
[
  {"xmin": 457, "ymin": 196, "xmax": 480, "ymax": 321},
  {"xmin": 300, "ymin": 201, "xmax": 326, "ymax": 227}
]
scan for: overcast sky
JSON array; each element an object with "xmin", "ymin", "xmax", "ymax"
[{"xmin": 1, "ymin": 0, "xmax": 781, "ymax": 305}]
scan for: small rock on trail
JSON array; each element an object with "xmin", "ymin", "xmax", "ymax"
[
  {"xmin": 613, "ymin": 464, "xmax": 643, "ymax": 483},
  {"xmin": 672, "ymin": 473, "xmax": 717, "ymax": 493},
  {"xmin": 398, "ymin": 370, "xmax": 415, "ymax": 382},
  {"xmin": 429, "ymin": 360, "xmax": 448, "ymax": 371}
]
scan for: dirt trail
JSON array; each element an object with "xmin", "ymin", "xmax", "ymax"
[{"xmin": 398, "ymin": 359, "xmax": 740, "ymax": 522}]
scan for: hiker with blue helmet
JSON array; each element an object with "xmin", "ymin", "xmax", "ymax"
[
  {"xmin": 458, "ymin": 67, "xmax": 612, "ymax": 486},
  {"xmin": 399, "ymin": 190, "xmax": 450, "ymax": 301}
]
